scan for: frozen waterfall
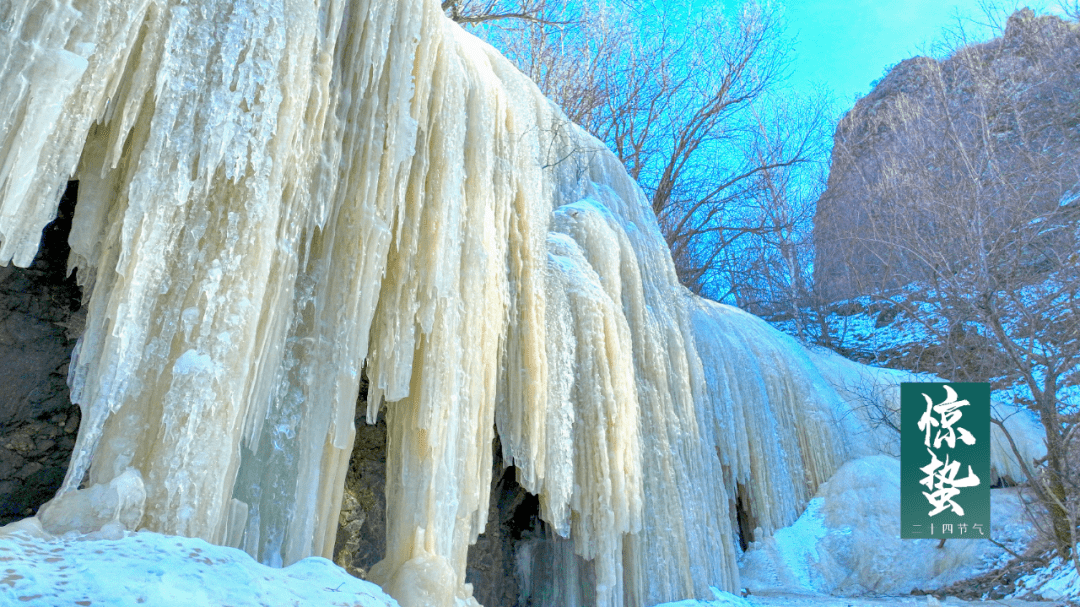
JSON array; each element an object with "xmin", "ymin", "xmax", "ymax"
[{"xmin": 0, "ymin": 1, "xmax": 1043, "ymax": 607}]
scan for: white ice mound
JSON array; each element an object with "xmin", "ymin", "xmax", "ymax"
[
  {"xmin": 35, "ymin": 467, "xmax": 146, "ymax": 537},
  {"xmin": 0, "ymin": 529, "xmax": 398, "ymax": 607},
  {"xmin": 738, "ymin": 455, "xmax": 1037, "ymax": 595}
]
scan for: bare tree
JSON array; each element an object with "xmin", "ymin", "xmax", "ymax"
[
  {"xmin": 475, "ymin": 1, "xmax": 833, "ymax": 302},
  {"xmin": 483, "ymin": 3, "xmax": 629, "ymax": 130},
  {"xmin": 1065, "ymin": 0, "xmax": 1080, "ymax": 20},
  {"xmin": 715, "ymin": 95, "xmax": 831, "ymax": 336},
  {"xmin": 837, "ymin": 8, "xmax": 1080, "ymax": 562}
]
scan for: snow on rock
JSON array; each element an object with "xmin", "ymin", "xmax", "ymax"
[
  {"xmin": 1012, "ymin": 556, "xmax": 1080, "ymax": 602},
  {"xmin": 739, "ymin": 455, "xmax": 1037, "ymax": 596},
  {"xmin": 0, "ymin": 523, "xmax": 397, "ymax": 607},
  {"xmin": 0, "ymin": 0, "xmax": 1049, "ymax": 606}
]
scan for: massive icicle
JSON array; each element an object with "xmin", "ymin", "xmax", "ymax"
[{"xmin": 0, "ymin": 2, "xmax": 1045, "ymax": 607}]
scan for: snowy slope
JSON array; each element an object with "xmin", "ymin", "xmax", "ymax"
[{"xmin": 1012, "ymin": 558, "xmax": 1080, "ymax": 602}]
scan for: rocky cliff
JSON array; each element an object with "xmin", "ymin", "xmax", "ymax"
[{"xmin": 813, "ymin": 9, "xmax": 1080, "ymax": 302}]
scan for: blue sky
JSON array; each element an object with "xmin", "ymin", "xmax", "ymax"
[
  {"xmin": 776, "ymin": 1, "xmax": 1074, "ymax": 110},
  {"xmin": 781, "ymin": 0, "xmax": 995, "ymax": 106},
  {"xmin": 659, "ymin": 0, "xmax": 1045, "ymax": 114}
]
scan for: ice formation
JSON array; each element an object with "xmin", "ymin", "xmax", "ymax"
[
  {"xmin": 738, "ymin": 455, "xmax": 1039, "ymax": 596},
  {"xmin": 0, "ymin": 1, "xmax": 1047, "ymax": 607}
]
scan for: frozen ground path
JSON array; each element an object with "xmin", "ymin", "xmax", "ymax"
[
  {"xmin": 0, "ymin": 522, "xmax": 1070, "ymax": 607},
  {"xmin": 744, "ymin": 593, "xmax": 1055, "ymax": 606},
  {"xmin": 661, "ymin": 589, "xmax": 1064, "ymax": 607}
]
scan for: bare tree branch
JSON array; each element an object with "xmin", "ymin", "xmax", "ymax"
[{"xmin": 473, "ymin": 1, "xmax": 832, "ymax": 304}]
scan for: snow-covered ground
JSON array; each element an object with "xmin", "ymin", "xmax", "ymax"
[
  {"xmin": 2, "ymin": 518, "xmax": 1073, "ymax": 607},
  {"xmin": 0, "ymin": 520, "xmax": 396, "ymax": 607},
  {"xmin": 743, "ymin": 596, "xmax": 1055, "ymax": 607},
  {"xmin": 654, "ymin": 588, "xmax": 1057, "ymax": 607},
  {"xmin": 1012, "ymin": 557, "xmax": 1080, "ymax": 602}
]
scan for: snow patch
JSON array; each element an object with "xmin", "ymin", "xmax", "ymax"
[
  {"xmin": 653, "ymin": 587, "xmax": 753, "ymax": 607},
  {"xmin": 769, "ymin": 498, "xmax": 829, "ymax": 591},
  {"xmin": 1012, "ymin": 557, "xmax": 1080, "ymax": 601}
]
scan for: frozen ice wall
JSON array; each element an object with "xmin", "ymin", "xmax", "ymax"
[{"xmin": 0, "ymin": 2, "xmax": 1045, "ymax": 607}]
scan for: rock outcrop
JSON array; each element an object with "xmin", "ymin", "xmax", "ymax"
[
  {"xmin": 0, "ymin": 182, "xmax": 81, "ymax": 524},
  {"xmin": 814, "ymin": 9, "xmax": 1080, "ymax": 302}
]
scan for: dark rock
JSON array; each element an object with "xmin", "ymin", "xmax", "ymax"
[
  {"xmin": 64, "ymin": 412, "xmax": 79, "ymax": 434},
  {"xmin": 873, "ymin": 306, "xmax": 899, "ymax": 328},
  {"xmin": 831, "ymin": 301, "xmax": 865, "ymax": 317},
  {"xmin": 0, "ymin": 447, "xmax": 25, "ymax": 478},
  {"xmin": 31, "ymin": 439, "xmax": 56, "ymax": 456},
  {"xmin": 57, "ymin": 433, "xmax": 76, "ymax": 451},
  {"xmin": 0, "ymin": 181, "xmax": 82, "ymax": 525},
  {"xmin": 3, "ymin": 431, "xmax": 35, "ymax": 455},
  {"xmin": 333, "ymin": 375, "xmax": 388, "ymax": 579},
  {"xmin": 16, "ymin": 461, "xmax": 44, "ymax": 479}
]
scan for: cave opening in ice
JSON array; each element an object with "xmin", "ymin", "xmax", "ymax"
[
  {"xmin": 332, "ymin": 371, "xmax": 388, "ymax": 579},
  {"xmin": 733, "ymin": 483, "xmax": 756, "ymax": 552},
  {"xmin": 464, "ymin": 441, "xmax": 548, "ymax": 607},
  {"xmin": 0, "ymin": 1, "xmax": 1048, "ymax": 607},
  {"xmin": 494, "ymin": 467, "xmax": 542, "ymax": 544}
]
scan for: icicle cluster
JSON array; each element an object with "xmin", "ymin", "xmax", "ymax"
[{"xmin": 0, "ymin": 2, "xmax": 1044, "ymax": 607}]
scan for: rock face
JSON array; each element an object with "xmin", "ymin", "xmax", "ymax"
[
  {"xmin": 0, "ymin": 182, "xmax": 82, "ymax": 524},
  {"xmin": 333, "ymin": 381, "xmax": 388, "ymax": 580},
  {"xmin": 813, "ymin": 9, "xmax": 1080, "ymax": 302}
]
